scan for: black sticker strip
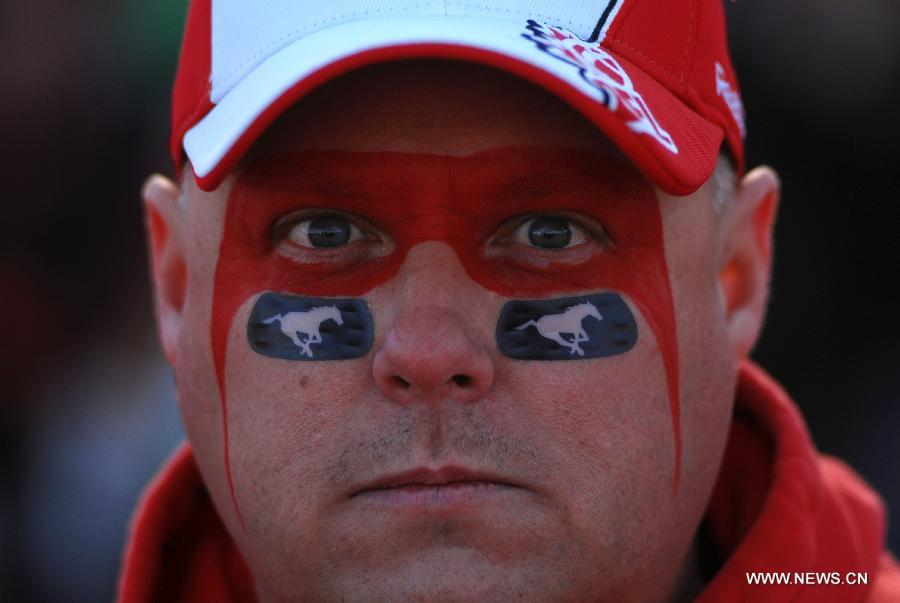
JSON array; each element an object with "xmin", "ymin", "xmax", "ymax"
[
  {"xmin": 497, "ymin": 292, "xmax": 637, "ymax": 360},
  {"xmin": 248, "ymin": 292, "xmax": 373, "ymax": 361}
]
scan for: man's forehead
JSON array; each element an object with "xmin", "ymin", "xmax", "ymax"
[
  {"xmin": 244, "ymin": 59, "xmax": 624, "ymax": 162},
  {"xmin": 234, "ymin": 147, "xmax": 645, "ymax": 207}
]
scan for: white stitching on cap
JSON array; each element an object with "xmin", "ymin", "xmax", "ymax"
[{"xmin": 443, "ymin": 2, "xmax": 581, "ymax": 29}]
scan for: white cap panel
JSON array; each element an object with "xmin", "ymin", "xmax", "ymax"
[
  {"xmin": 189, "ymin": 16, "xmax": 619, "ymax": 177},
  {"xmin": 442, "ymin": 1, "xmax": 605, "ymax": 39},
  {"xmin": 210, "ymin": 0, "xmax": 608, "ymax": 102}
]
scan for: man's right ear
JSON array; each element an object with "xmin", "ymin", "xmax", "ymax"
[{"xmin": 143, "ymin": 174, "xmax": 187, "ymax": 365}]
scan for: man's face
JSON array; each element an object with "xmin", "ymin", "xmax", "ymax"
[{"xmin": 162, "ymin": 61, "xmax": 747, "ymax": 601}]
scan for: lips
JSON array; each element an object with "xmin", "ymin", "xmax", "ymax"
[{"xmin": 353, "ymin": 465, "xmax": 521, "ymax": 504}]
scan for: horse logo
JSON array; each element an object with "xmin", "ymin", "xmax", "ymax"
[
  {"xmin": 514, "ymin": 301, "xmax": 604, "ymax": 356},
  {"xmin": 262, "ymin": 305, "xmax": 343, "ymax": 358}
]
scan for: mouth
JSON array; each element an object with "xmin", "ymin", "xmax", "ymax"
[{"xmin": 351, "ymin": 465, "xmax": 522, "ymax": 508}]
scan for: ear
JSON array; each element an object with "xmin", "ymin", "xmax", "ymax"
[
  {"xmin": 718, "ymin": 166, "xmax": 780, "ymax": 361},
  {"xmin": 143, "ymin": 174, "xmax": 187, "ymax": 365}
]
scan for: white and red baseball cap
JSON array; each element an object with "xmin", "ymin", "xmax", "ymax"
[{"xmin": 171, "ymin": 0, "xmax": 747, "ymax": 196}]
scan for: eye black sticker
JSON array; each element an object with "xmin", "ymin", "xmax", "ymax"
[
  {"xmin": 497, "ymin": 292, "xmax": 637, "ymax": 360},
  {"xmin": 248, "ymin": 292, "xmax": 373, "ymax": 361}
]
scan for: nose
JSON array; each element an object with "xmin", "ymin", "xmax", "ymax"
[
  {"xmin": 372, "ymin": 243, "xmax": 494, "ymax": 406},
  {"xmin": 373, "ymin": 306, "xmax": 494, "ymax": 405}
]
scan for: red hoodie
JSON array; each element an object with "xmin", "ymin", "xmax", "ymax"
[{"xmin": 117, "ymin": 361, "xmax": 900, "ymax": 602}]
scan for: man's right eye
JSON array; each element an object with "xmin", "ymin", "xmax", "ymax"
[{"xmin": 285, "ymin": 215, "xmax": 363, "ymax": 248}]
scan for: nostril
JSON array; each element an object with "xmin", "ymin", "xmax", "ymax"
[
  {"xmin": 452, "ymin": 374, "xmax": 472, "ymax": 387},
  {"xmin": 391, "ymin": 376, "xmax": 411, "ymax": 390}
]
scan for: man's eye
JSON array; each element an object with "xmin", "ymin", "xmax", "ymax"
[
  {"xmin": 286, "ymin": 215, "xmax": 363, "ymax": 248},
  {"xmin": 514, "ymin": 216, "xmax": 587, "ymax": 249}
]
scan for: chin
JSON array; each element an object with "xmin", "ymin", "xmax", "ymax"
[{"xmin": 328, "ymin": 558, "xmax": 558, "ymax": 603}]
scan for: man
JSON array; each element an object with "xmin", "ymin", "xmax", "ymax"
[{"xmin": 118, "ymin": 1, "xmax": 900, "ymax": 601}]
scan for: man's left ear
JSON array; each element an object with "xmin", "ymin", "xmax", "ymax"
[{"xmin": 718, "ymin": 166, "xmax": 780, "ymax": 361}]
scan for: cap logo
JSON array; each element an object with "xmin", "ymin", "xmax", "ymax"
[
  {"xmin": 715, "ymin": 62, "xmax": 746, "ymax": 139},
  {"xmin": 522, "ymin": 20, "xmax": 678, "ymax": 155}
]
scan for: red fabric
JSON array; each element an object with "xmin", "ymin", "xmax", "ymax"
[
  {"xmin": 170, "ymin": 0, "xmax": 213, "ymax": 180},
  {"xmin": 116, "ymin": 445, "xmax": 255, "ymax": 603},
  {"xmin": 606, "ymin": 0, "xmax": 746, "ymax": 174},
  {"xmin": 116, "ymin": 361, "xmax": 900, "ymax": 601},
  {"xmin": 698, "ymin": 361, "xmax": 900, "ymax": 602}
]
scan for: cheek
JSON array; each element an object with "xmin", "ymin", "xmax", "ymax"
[
  {"xmin": 496, "ymin": 348, "xmax": 676, "ymax": 573},
  {"xmin": 501, "ymin": 309, "xmax": 675, "ymax": 481},
  {"xmin": 668, "ymin": 263, "xmax": 735, "ymax": 501},
  {"xmin": 659, "ymin": 197, "xmax": 737, "ymax": 491},
  {"xmin": 449, "ymin": 184, "xmax": 681, "ymax": 490},
  {"xmin": 226, "ymin": 340, "xmax": 367, "ymax": 470},
  {"xmin": 208, "ymin": 200, "xmax": 402, "ymax": 526},
  {"xmin": 225, "ymin": 296, "xmax": 377, "ymax": 431},
  {"xmin": 223, "ymin": 300, "xmax": 374, "ymax": 523}
]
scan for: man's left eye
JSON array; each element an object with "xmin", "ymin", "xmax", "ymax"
[
  {"xmin": 513, "ymin": 215, "xmax": 588, "ymax": 249},
  {"xmin": 286, "ymin": 215, "xmax": 364, "ymax": 248}
]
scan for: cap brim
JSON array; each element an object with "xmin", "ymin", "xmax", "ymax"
[{"xmin": 184, "ymin": 16, "xmax": 723, "ymax": 195}]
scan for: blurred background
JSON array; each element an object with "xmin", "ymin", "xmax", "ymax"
[{"xmin": 0, "ymin": 1, "xmax": 897, "ymax": 601}]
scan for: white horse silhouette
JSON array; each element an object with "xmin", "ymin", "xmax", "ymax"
[
  {"xmin": 263, "ymin": 305, "xmax": 343, "ymax": 358},
  {"xmin": 515, "ymin": 301, "xmax": 603, "ymax": 356}
]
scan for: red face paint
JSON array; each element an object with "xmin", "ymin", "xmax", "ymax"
[{"xmin": 211, "ymin": 147, "xmax": 680, "ymax": 525}]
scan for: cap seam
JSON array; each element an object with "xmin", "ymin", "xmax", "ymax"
[
  {"xmin": 606, "ymin": 37, "xmax": 697, "ymax": 98},
  {"xmin": 679, "ymin": 0, "xmax": 698, "ymax": 95},
  {"xmin": 443, "ymin": 2, "xmax": 583, "ymax": 31}
]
